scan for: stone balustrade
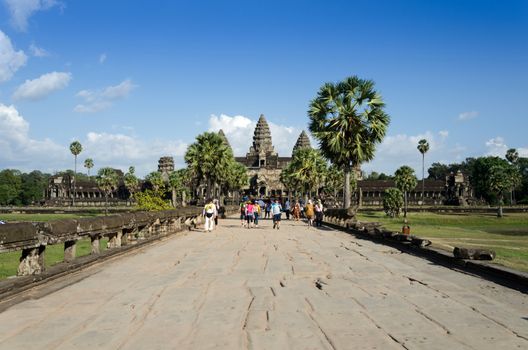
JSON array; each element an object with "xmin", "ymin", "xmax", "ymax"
[{"xmin": 0, "ymin": 208, "xmax": 206, "ymax": 276}]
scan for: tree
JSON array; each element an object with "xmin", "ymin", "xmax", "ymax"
[
  {"xmin": 124, "ymin": 166, "xmax": 139, "ymax": 204},
  {"xmin": 222, "ymin": 161, "xmax": 248, "ymax": 203},
  {"xmin": 0, "ymin": 169, "xmax": 22, "ymax": 205},
  {"xmin": 20, "ymin": 171, "xmax": 49, "ymax": 205},
  {"xmin": 383, "ymin": 188, "xmax": 403, "ymax": 218},
  {"xmin": 308, "ymin": 75, "xmax": 390, "ymax": 208},
  {"xmin": 281, "ymin": 148, "xmax": 327, "ymax": 200},
  {"xmin": 84, "ymin": 158, "xmax": 94, "ymax": 176},
  {"xmin": 505, "ymin": 148, "xmax": 519, "ymax": 203},
  {"xmin": 169, "ymin": 169, "xmax": 191, "ymax": 207},
  {"xmin": 145, "ymin": 171, "xmax": 165, "ymax": 195},
  {"xmin": 185, "ymin": 132, "xmax": 233, "ymax": 200},
  {"xmin": 96, "ymin": 167, "xmax": 118, "ymax": 215},
  {"xmin": 394, "ymin": 165, "xmax": 417, "ymax": 218},
  {"xmin": 417, "ymin": 139, "xmax": 429, "ymax": 204},
  {"xmin": 488, "ymin": 164, "xmax": 520, "ymax": 217},
  {"xmin": 69, "ymin": 141, "xmax": 83, "ymax": 206}
]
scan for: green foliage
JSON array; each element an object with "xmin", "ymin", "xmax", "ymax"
[
  {"xmin": 394, "ymin": 165, "xmax": 417, "ymax": 193},
  {"xmin": 471, "ymin": 157, "xmax": 510, "ymax": 203},
  {"xmin": 134, "ymin": 189, "xmax": 172, "ymax": 211},
  {"xmin": 69, "ymin": 141, "xmax": 83, "ymax": 156},
  {"xmin": 96, "ymin": 167, "xmax": 119, "ymax": 214},
  {"xmin": 489, "ymin": 164, "xmax": 520, "ymax": 203},
  {"xmin": 0, "ymin": 169, "xmax": 50, "ymax": 205},
  {"xmin": 417, "ymin": 139, "xmax": 429, "ymax": 155},
  {"xmin": 281, "ymin": 148, "xmax": 327, "ymax": 196},
  {"xmin": 20, "ymin": 171, "xmax": 49, "ymax": 205},
  {"xmin": 383, "ymin": 187, "xmax": 403, "ymax": 218},
  {"xmin": 84, "ymin": 158, "xmax": 94, "ymax": 175},
  {"xmin": 506, "ymin": 148, "xmax": 519, "ymax": 164},
  {"xmin": 124, "ymin": 166, "xmax": 139, "ymax": 198},
  {"xmin": 308, "ymin": 75, "xmax": 389, "ymax": 207},
  {"xmin": 0, "ymin": 169, "xmax": 22, "ymax": 205},
  {"xmin": 145, "ymin": 171, "xmax": 165, "ymax": 194}
]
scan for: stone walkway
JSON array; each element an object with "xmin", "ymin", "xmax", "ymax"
[{"xmin": 0, "ymin": 217, "xmax": 527, "ymax": 349}]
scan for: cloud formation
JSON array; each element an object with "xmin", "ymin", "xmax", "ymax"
[
  {"xmin": 13, "ymin": 71, "xmax": 71, "ymax": 100},
  {"xmin": 208, "ymin": 113, "xmax": 304, "ymax": 157},
  {"xmin": 74, "ymin": 79, "xmax": 137, "ymax": 113},
  {"xmin": 0, "ymin": 103, "xmax": 66, "ymax": 168},
  {"xmin": 458, "ymin": 111, "xmax": 478, "ymax": 121},
  {"xmin": 0, "ymin": 30, "xmax": 27, "ymax": 82},
  {"xmin": 3, "ymin": 0, "xmax": 60, "ymax": 31},
  {"xmin": 29, "ymin": 42, "xmax": 49, "ymax": 57}
]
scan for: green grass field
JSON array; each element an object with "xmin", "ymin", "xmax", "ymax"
[
  {"xmin": 356, "ymin": 211, "xmax": 528, "ymax": 272},
  {"xmin": 0, "ymin": 213, "xmax": 107, "ymax": 280}
]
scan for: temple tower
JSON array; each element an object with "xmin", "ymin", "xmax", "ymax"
[
  {"xmin": 218, "ymin": 129, "xmax": 232, "ymax": 150},
  {"xmin": 247, "ymin": 114, "xmax": 276, "ymax": 157},
  {"xmin": 292, "ymin": 130, "xmax": 311, "ymax": 155},
  {"xmin": 158, "ymin": 156, "xmax": 174, "ymax": 181}
]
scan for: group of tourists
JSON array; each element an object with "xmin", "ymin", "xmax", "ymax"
[{"xmin": 239, "ymin": 197, "xmax": 325, "ymax": 229}]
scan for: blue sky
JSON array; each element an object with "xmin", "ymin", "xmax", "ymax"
[{"xmin": 0, "ymin": 0, "xmax": 526, "ymax": 177}]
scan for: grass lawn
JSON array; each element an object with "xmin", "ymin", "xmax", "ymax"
[
  {"xmin": 356, "ymin": 211, "xmax": 528, "ymax": 272},
  {"xmin": 0, "ymin": 212, "xmax": 108, "ymax": 280}
]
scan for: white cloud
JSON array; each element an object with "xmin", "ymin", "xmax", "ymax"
[
  {"xmin": 74, "ymin": 79, "xmax": 137, "ymax": 113},
  {"xmin": 458, "ymin": 111, "xmax": 478, "ymax": 121},
  {"xmin": 83, "ymin": 132, "xmax": 188, "ymax": 176},
  {"xmin": 0, "ymin": 103, "xmax": 66, "ymax": 169},
  {"xmin": 13, "ymin": 71, "xmax": 71, "ymax": 100},
  {"xmin": 29, "ymin": 42, "xmax": 49, "ymax": 57},
  {"xmin": 485, "ymin": 137, "xmax": 508, "ymax": 157},
  {"xmin": 208, "ymin": 113, "xmax": 305, "ymax": 157},
  {"xmin": 0, "ymin": 30, "xmax": 27, "ymax": 82},
  {"xmin": 439, "ymin": 130, "xmax": 449, "ymax": 139},
  {"xmin": 3, "ymin": 0, "xmax": 60, "ymax": 31},
  {"xmin": 99, "ymin": 53, "xmax": 106, "ymax": 63}
]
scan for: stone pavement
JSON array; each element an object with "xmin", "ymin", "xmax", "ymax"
[{"xmin": 0, "ymin": 216, "xmax": 527, "ymax": 349}]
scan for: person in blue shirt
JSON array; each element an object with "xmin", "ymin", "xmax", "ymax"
[
  {"xmin": 284, "ymin": 200, "xmax": 291, "ymax": 220},
  {"xmin": 271, "ymin": 199, "xmax": 282, "ymax": 229}
]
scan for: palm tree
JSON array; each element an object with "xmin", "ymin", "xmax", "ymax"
[
  {"xmin": 417, "ymin": 139, "xmax": 429, "ymax": 204},
  {"xmin": 96, "ymin": 167, "xmax": 118, "ymax": 215},
  {"xmin": 84, "ymin": 158, "xmax": 94, "ymax": 176},
  {"xmin": 505, "ymin": 148, "xmax": 519, "ymax": 204},
  {"xmin": 308, "ymin": 75, "xmax": 390, "ymax": 208},
  {"xmin": 124, "ymin": 166, "xmax": 139, "ymax": 204},
  {"xmin": 169, "ymin": 169, "xmax": 192, "ymax": 207},
  {"xmin": 69, "ymin": 141, "xmax": 83, "ymax": 206},
  {"xmin": 185, "ymin": 132, "xmax": 233, "ymax": 200},
  {"xmin": 281, "ymin": 148, "xmax": 327, "ymax": 201},
  {"xmin": 146, "ymin": 171, "xmax": 165, "ymax": 195},
  {"xmin": 394, "ymin": 165, "xmax": 417, "ymax": 218}
]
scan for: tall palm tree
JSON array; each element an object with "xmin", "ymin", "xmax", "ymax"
[
  {"xmin": 124, "ymin": 166, "xmax": 139, "ymax": 204},
  {"xmin": 394, "ymin": 165, "xmax": 417, "ymax": 218},
  {"xmin": 69, "ymin": 141, "xmax": 82, "ymax": 206},
  {"xmin": 84, "ymin": 158, "xmax": 94, "ymax": 176},
  {"xmin": 281, "ymin": 148, "xmax": 327, "ymax": 200},
  {"xmin": 96, "ymin": 167, "xmax": 118, "ymax": 215},
  {"xmin": 417, "ymin": 139, "xmax": 429, "ymax": 204},
  {"xmin": 505, "ymin": 148, "xmax": 519, "ymax": 204},
  {"xmin": 308, "ymin": 76, "xmax": 390, "ymax": 208},
  {"xmin": 185, "ymin": 132, "xmax": 233, "ymax": 200}
]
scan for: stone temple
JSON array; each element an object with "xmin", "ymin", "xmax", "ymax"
[{"xmin": 234, "ymin": 114, "xmax": 311, "ymax": 197}]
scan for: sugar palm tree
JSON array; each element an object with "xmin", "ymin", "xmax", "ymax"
[
  {"xmin": 185, "ymin": 132, "xmax": 233, "ymax": 200},
  {"xmin": 308, "ymin": 76, "xmax": 390, "ymax": 208},
  {"xmin": 96, "ymin": 167, "xmax": 118, "ymax": 215},
  {"xmin": 394, "ymin": 165, "xmax": 417, "ymax": 218},
  {"xmin": 417, "ymin": 139, "xmax": 429, "ymax": 204},
  {"xmin": 124, "ymin": 166, "xmax": 139, "ymax": 204},
  {"xmin": 84, "ymin": 158, "xmax": 94, "ymax": 176},
  {"xmin": 505, "ymin": 148, "xmax": 519, "ymax": 204},
  {"xmin": 69, "ymin": 141, "xmax": 82, "ymax": 206}
]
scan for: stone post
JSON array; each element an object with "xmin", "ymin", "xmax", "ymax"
[
  {"xmin": 17, "ymin": 245, "xmax": 46, "ymax": 276},
  {"xmin": 64, "ymin": 240, "xmax": 77, "ymax": 262},
  {"xmin": 91, "ymin": 235, "xmax": 100, "ymax": 254}
]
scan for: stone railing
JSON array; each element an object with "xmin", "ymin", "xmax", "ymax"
[{"xmin": 0, "ymin": 208, "xmax": 206, "ymax": 277}]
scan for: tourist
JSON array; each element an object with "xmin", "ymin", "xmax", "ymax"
[
  {"xmin": 253, "ymin": 200, "xmax": 261, "ymax": 227},
  {"xmin": 284, "ymin": 199, "xmax": 291, "ymax": 220},
  {"xmin": 292, "ymin": 201, "xmax": 301, "ymax": 221},
  {"xmin": 305, "ymin": 199, "xmax": 315, "ymax": 227},
  {"xmin": 271, "ymin": 199, "xmax": 282, "ymax": 229},
  {"xmin": 245, "ymin": 200, "xmax": 255, "ymax": 229},
  {"xmin": 240, "ymin": 202, "xmax": 246, "ymax": 226},
  {"xmin": 265, "ymin": 201, "xmax": 271, "ymax": 219},
  {"xmin": 314, "ymin": 199, "xmax": 324, "ymax": 227},
  {"xmin": 213, "ymin": 198, "xmax": 220, "ymax": 228},
  {"xmin": 203, "ymin": 198, "xmax": 217, "ymax": 232}
]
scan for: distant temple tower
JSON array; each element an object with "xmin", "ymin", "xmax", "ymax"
[
  {"xmin": 292, "ymin": 130, "xmax": 311, "ymax": 154},
  {"xmin": 218, "ymin": 129, "xmax": 232, "ymax": 150},
  {"xmin": 158, "ymin": 156, "xmax": 174, "ymax": 181}
]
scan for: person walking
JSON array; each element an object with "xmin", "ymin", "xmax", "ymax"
[
  {"xmin": 253, "ymin": 200, "xmax": 261, "ymax": 227},
  {"xmin": 240, "ymin": 202, "xmax": 246, "ymax": 226},
  {"xmin": 284, "ymin": 199, "xmax": 291, "ymax": 220},
  {"xmin": 245, "ymin": 200, "xmax": 255, "ymax": 229},
  {"xmin": 271, "ymin": 199, "xmax": 282, "ymax": 229},
  {"xmin": 305, "ymin": 199, "xmax": 315, "ymax": 227},
  {"xmin": 292, "ymin": 201, "xmax": 301, "ymax": 221},
  {"xmin": 265, "ymin": 201, "xmax": 271, "ymax": 219},
  {"xmin": 314, "ymin": 199, "xmax": 324, "ymax": 227},
  {"xmin": 203, "ymin": 198, "xmax": 217, "ymax": 232},
  {"xmin": 213, "ymin": 198, "xmax": 220, "ymax": 228}
]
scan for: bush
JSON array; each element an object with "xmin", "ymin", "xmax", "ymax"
[
  {"xmin": 383, "ymin": 188, "xmax": 403, "ymax": 218},
  {"xmin": 134, "ymin": 190, "xmax": 172, "ymax": 211}
]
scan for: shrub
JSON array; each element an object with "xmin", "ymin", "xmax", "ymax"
[{"xmin": 383, "ymin": 187, "xmax": 403, "ymax": 218}]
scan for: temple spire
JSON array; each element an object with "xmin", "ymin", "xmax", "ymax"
[
  {"xmin": 292, "ymin": 130, "xmax": 311, "ymax": 155},
  {"xmin": 249, "ymin": 114, "xmax": 275, "ymax": 155},
  {"xmin": 218, "ymin": 129, "xmax": 231, "ymax": 150}
]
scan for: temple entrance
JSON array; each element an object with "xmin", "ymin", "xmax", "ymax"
[{"xmin": 259, "ymin": 186, "xmax": 266, "ymax": 196}]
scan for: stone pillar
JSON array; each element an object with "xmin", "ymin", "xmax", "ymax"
[
  {"xmin": 107, "ymin": 232, "xmax": 117, "ymax": 249},
  {"xmin": 64, "ymin": 240, "xmax": 77, "ymax": 262},
  {"xmin": 91, "ymin": 235, "xmax": 100, "ymax": 254},
  {"xmin": 17, "ymin": 245, "xmax": 46, "ymax": 276}
]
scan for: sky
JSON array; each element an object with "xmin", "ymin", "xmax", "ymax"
[{"xmin": 0, "ymin": 0, "xmax": 526, "ymax": 177}]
